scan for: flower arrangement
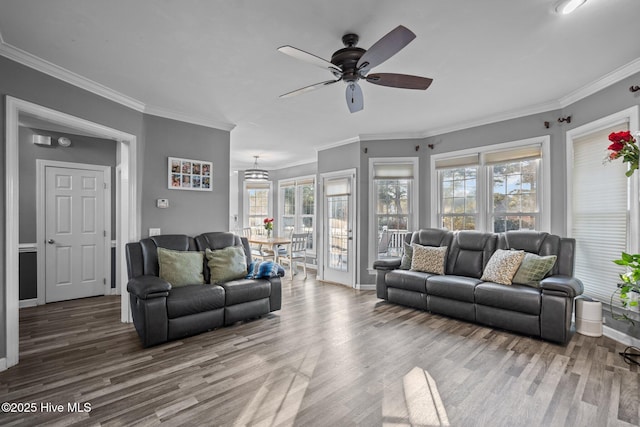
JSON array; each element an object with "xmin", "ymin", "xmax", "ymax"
[
  {"xmin": 606, "ymin": 130, "xmax": 639, "ymax": 177},
  {"xmin": 263, "ymin": 217, "xmax": 274, "ymax": 234}
]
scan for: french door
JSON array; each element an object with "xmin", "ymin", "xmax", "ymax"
[{"xmin": 322, "ymin": 170, "xmax": 356, "ymax": 286}]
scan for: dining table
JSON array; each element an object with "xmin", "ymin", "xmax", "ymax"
[{"xmin": 247, "ymin": 235, "xmax": 292, "ymax": 263}]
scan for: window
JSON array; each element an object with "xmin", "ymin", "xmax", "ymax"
[
  {"xmin": 432, "ymin": 137, "xmax": 550, "ymax": 232},
  {"xmin": 245, "ymin": 181, "xmax": 271, "ymax": 234},
  {"xmin": 369, "ymin": 159, "xmax": 418, "ymax": 263},
  {"xmin": 278, "ymin": 176, "xmax": 315, "ymax": 252}
]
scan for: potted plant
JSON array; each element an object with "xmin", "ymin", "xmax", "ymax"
[{"xmin": 611, "ymin": 252, "xmax": 640, "ymax": 324}]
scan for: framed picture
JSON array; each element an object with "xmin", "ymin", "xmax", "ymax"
[{"xmin": 168, "ymin": 157, "xmax": 213, "ymax": 191}]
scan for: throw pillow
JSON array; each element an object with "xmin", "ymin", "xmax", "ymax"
[
  {"xmin": 481, "ymin": 249, "xmax": 525, "ymax": 285},
  {"xmin": 400, "ymin": 242, "xmax": 414, "ymax": 270},
  {"xmin": 246, "ymin": 260, "xmax": 284, "ymax": 279},
  {"xmin": 410, "ymin": 244, "xmax": 447, "ymax": 275},
  {"xmin": 205, "ymin": 246, "xmax": 248, "ymax": 284},
  {"xmin": 157, "ymin": 247, "xmax": 204, "ymax": 287},
  {"xmin": 512, "ymin": 253, "xmax": 557, "ymax": 287}
]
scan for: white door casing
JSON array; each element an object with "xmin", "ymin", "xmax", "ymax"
[
  {"xmin": 321, "ymin": 170, "xmax": 357, "ymax": 287},
  {"xmin": 43, "ymin": 164, "xmax": 110, "ymax": 302}
]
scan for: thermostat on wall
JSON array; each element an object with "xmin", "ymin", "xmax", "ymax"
[{"xmin": 156, "ymin": 198, "xmax": 169, "ymax": 209}]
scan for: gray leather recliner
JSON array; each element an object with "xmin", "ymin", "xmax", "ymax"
[
  {"xmin": 126, "ymin": 232, "xmax": 282, "ymax": 347},
  {"xmin": 374, "ymin": 229, "xmax": 584, "ymax": 344}
]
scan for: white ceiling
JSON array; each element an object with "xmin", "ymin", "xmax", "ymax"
[{"xmin": 1, "ymin": 0, "xmax": 639, "ymax": 171}]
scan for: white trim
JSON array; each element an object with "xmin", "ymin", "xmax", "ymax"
[
  {"xmin": 18, "ymin": 243, "xmax": 37, "ymax": 253},
  {"xmin": 355, "ymin": 284, "xmax": 376, "ymax": 291},
  {"xmin": 0, "ymin": 358, "xmax": 6, "ymax": 373},
  {"xmin": 565, "ymin": 106, "xmax": 640, "ymax": 253},
  {"xmin": 5, "ymin": 96, "xmax": 139, "ymax": 369},
  {"xmin": 430, "ymin": 136, "xmax": 551, "ymax": 232},
  {"xmin": 19, "ymin": 299, "xmax": 37, "ymax": 309},
  {"xmin": 368, "ymin": 157, "xmax": 419, "ymax": 269},
  {"xmin": 144, "ymin": 106, "xmax": 235, "ymax": 132},
  {"xmin": 603, "ymin": 325, "xmax": 640, "ymax": 348},
  {"xmin": 316, "ymin": 136, "xmax": 360, "ymax": 153},
  {"xmin": 36, "ymin": 160, "xmax": 112, "ymax": 305}
]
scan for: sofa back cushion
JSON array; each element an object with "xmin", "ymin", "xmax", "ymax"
[
  {"xmin": 498, "ymin": 230, "xmax": 565, "ymax": 275},
  {"xmin": 447, "ymin": 231, "xmax": 497, "ymax": 278},
  {"xmin": 195, "ymin": 232, "xmax": 251, "ymax": 283},
  {"xmin": 139, "ymin": 235, "xmax": 198, "ymax": 277}
]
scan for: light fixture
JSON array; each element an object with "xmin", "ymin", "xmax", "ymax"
[
  {"xmin": 555, "ymin": 0, "xmax": 587, "ymax": 15},
  {"xmin": 244, "ymin": 155, "xmax": 269, "ymax": 181}
]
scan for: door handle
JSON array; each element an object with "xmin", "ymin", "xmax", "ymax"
[{"xmin": 47, "ymin": 239, "xmax": 55, "ymax": 244}]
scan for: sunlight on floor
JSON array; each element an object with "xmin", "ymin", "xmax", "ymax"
[
  {"xmin": 383, "ymin": 367, "xmax": 450, "ymax": 426},
  {"xmin": 233, "ymin": 345, "xmax": 322, "ymax": 426}
]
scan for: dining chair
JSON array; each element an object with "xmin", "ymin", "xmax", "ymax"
[{"xmin": 282, "ymin": 232, "xmax": 308, "ymax": 278}]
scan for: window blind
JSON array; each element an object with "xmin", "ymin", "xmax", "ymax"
[
  {"xmin": 572, "ymin": 124, "xmax": 629, "ymax": 305},
  {"xmin": 484, "ymin": 144, "xmax": 542, "ymax": 164},
  {"xmin": 246, "ymin": 181, "xmax": 270, "ymax": 190},
  {"xmin": 373, "ymin": 163, "xmax": 414, "ymax": 179},
  {"xmin": 435, "ymin": 154, "xmax": 479, "ymax": 169},
  {"xmin": 326, "ymin": 177, "xmax": 350, "ymax": 196}
]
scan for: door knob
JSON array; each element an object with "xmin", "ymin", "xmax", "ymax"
[{"xmin": 47, "ymin": 239, "xmax": 55, "ymax": 244}]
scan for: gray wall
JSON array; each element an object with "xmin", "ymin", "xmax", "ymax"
[
  {"xmin": 140, "ymin": 114, "xmax": 230, "ymax": 236},
  {"xmin": 0, "ymin": 55, "xmax": 231, "ymax": 360}
]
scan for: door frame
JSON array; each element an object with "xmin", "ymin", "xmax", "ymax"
[
  {"xmin": 36, "ymin": 160, "xmax": 112, "ymax": 304},
  {"xmin": 319, "ymin": 168, "xmax": 357, "ymax": 287},
  {"xmin": 5, "ymin": 96, "xmax": 139, "ymax": 369}
]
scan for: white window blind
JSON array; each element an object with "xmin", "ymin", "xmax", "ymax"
[
  {"xmin": 326, "ymin": 178, "xmax": 351, "ymax": 196},
  {"xmin": 373, "ymin": 163, "xmax": 415, "ymax": 179},
  {"xmin": 485, "ymin": 144, "xmax": 542, "ymax": 164},
  {"xmin": 572, "ymin": 124, "xmax": 629, "ymax": 305},
  {"xmin": 435, "ymin": 154, "xmax": 479, "ymax": 169}
]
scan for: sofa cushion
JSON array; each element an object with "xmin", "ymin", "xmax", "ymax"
[
  {"xmin": 475, "ymin": 282, "xmax": 541, "ymax": 315},
  {"xmin": 386, "ymin": 270, "xmax": 430, "ymax": 293},
  {"xmin": 426, "ymin": 275, "xmax": 482, "ymax": 303},
  {"xmin": 220, "ymin": 279, "xmax": 271, "ymax": 305},
  {"xmin": 481, "ymin": 249, "xmax": 525, "ymax": 285},
  {"xmin": 205, "ymin": 246, "xmax": 248, "ymax": 284},
  {"xmin": 512, "ymin": 253, "xmax": 557, "ymax": 288},
  {"xmin": 157, "ymin": 248, "xmax": 205, "ymax": 287},
  {"xmin": 411, "ymin": 244, "xmax": 447, "ymax": 274},
  {"xmin": 166, "ymin": 284, "xmax": 225, "ymax": 318},
  {"xmin": 400, "ymin": 242, "xmax": 414, "ymax": 270}
]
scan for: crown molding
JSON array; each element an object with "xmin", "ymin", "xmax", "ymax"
[
  {"xmin": 143, "ymin": 105, "xmax": 235, "ymax": 132},
  {"xmin": 315, "ymin": 136, "xmax": 361, "ymax": 152},
  {"xmin": 559, "ymin": 57, "xmax": 640, "ymax": 108},
  {"xmin": 0, "ymin": 39, "xmax": 146, "ymax": 112}
]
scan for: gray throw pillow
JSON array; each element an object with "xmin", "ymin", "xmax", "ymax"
[
  {"xmin": 512, "ymin": 253, "xmax": 557, "ymax": 287},
  {"xmin": 157, "ymin": 247, "xmax": 205, "ymax": 287},
  {"xmin": 206, "ymin": 246, "xmax": 248, "ymax": 284},
  {"xmin": 400, "ymin": 242, "xmax": 414, "ymax": 270}
]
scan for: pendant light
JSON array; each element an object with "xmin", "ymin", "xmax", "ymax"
[{"xmin": 244, "ymin": 155, "xmax": 269, "ymax": 181}]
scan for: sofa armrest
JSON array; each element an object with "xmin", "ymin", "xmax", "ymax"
[
  {"xmin": 540, "ymin": 275, "xmax": 584, "ymax": 298},
  {"xmin": 373, "ymin": 258, "xmax": 401, "ymax": 271},
  {"xmin": 127, "ymin": 275, "xmax": 171, "ymax": 299}
]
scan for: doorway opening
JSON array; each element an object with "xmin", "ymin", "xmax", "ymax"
[{"xmin": 4, "ymin": 96, "xmax": 139, "ymax": 369}]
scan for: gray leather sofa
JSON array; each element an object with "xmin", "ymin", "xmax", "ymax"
[
  {"xmin": 125, "ymin": 232, "xmax": 282, "ymax": 347},
  {"xmin": 373, "ymin": 229, "xmax": 583, "ymax": 344}
]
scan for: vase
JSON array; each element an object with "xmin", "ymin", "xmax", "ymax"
[{"xmin": 267, "ymin": 230, "xmax": 272, "ymax": 238}]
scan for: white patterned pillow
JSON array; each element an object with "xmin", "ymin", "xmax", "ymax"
[
  {"xmin": 481, "ymin": 249, "xmax": 525, "ymax": 285},
  {"xmin": 410, "ymin": 244, "xmax": 447, "ymax": 275}
]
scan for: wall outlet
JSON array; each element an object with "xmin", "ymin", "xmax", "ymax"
[{"xmin": 149, "ymin": 228, "xmax": 161, "ymax": 237}]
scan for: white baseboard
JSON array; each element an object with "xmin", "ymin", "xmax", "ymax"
[
  {"xmin": 0, "ymin": 357, "xmax": 6, "ymax": 372},
  {"xmin": 19, "ymin": 299, "xmax": 37, "ymax": 308},
  {"xmin": 603, "ymin": 325, "xmax": 640, "ymax": 348},
  {"xmin": 355, "ymin": 284, "xmax": 376, "ymax": 291}
]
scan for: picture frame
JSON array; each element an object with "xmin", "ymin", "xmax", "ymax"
[{"xmin": 168, "ymin": 157, "xmax": 212, "ymax": 191}]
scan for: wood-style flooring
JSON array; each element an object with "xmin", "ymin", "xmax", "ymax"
[{"xmin": 1, "ymin": 273, "xmax": 639, "ymax": 426}]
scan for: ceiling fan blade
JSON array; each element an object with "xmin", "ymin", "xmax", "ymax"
[
  {"xmin": 366, "ymin": 73, "xmax": 433, "ymax": 90},
  {"xmin": 357, "ymin": 25, "xmax": 416, "ymax": 75},
  {"xmin": 277, "ymin": 45, "xmax": 342, "ymax": 74},
  {"xmin": 279, "ymin": 79, "xmax": 340, "ymax": 98},
  {"xmin": 346, "ymin": 83, "xmax": 363, "ymax": 113}
]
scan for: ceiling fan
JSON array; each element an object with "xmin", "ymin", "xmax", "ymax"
[{"xmin": 277, "ymin": 25, "xmax": 433, "ymax": 113}]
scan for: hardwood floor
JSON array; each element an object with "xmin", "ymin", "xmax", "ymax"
[{"xmin": 1, "ymin": 273, "xmax": 639, "ymax": 426}]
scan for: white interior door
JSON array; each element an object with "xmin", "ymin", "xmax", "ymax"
[
  {"xmin": 45, "ymin": 166, "xmax": 107, "ymax": 302},
  {"xmin": 322, "ymin": 172, "xmax": 356, "ymax": 286}
]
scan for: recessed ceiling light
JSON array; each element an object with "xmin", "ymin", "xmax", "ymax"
[{"xmin": 555, "ymin": 0, "xmax": 587, "ymax": 15}]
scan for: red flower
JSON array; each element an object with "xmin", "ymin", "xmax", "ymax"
[
  {"xmin": 608, "ymin": 141, "xmax": 625, "ymax": 152},
  {"xmin": 609, "ymin": 131, "xmax": 632, "ymax": 143}
]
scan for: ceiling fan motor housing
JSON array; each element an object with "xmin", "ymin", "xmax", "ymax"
[{"xmin": 331, "ymin": 46, "xmax": 365, "ymax": 82}]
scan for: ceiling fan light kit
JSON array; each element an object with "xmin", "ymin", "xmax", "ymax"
[{"xmin": 277, "ymin": 25, "xmax": 433, "ymax": 113}]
